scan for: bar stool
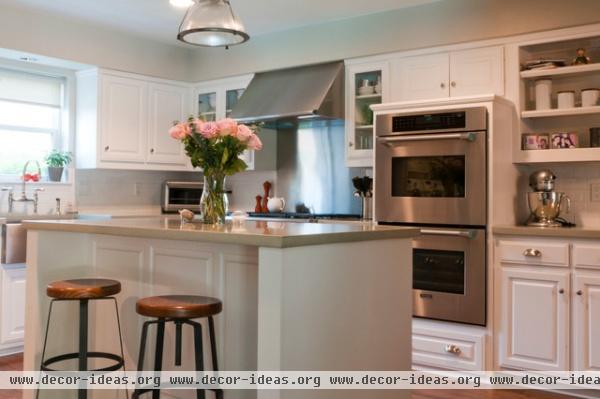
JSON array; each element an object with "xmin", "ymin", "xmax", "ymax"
[
  {"xmin": 133, "ymin": 295, "xmax": 223, "ymax": 399},
  {"xmin": 38, "ymin": 278, "xmax": 125, "ymax": 399}
]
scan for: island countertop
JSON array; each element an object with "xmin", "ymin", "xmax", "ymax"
[{"xmin": 23, "ymin": 217, "xmax": 419, "ymax": 248}]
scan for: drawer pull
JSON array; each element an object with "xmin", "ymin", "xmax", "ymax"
[
  {"xmin": 523, "ymin": 248, "xmax": 542, "ymax": 257},
  {"xmin": 445, "ymin": 344, "xmax": 461, "ymax": 355}
]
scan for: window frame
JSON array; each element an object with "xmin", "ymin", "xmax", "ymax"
[{"xmin": 0, "ymin": 65, "xmax": 70, "ymax": 183}]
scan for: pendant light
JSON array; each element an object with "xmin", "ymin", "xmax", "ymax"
[{"xmin": 177, "ymin": 0, "xmax": 249, "ymax": 48}]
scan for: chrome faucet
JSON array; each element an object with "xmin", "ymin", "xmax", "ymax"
[{"xmin": 1, "ymin": 160, "xmax": 45, "ymax": 213}]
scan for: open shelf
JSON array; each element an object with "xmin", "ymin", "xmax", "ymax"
[
  {"xmin": 514, "ymin": 147, "xmax": 600, "ymax": 163},
  {"xmin": 521, "ymin": 106, "xmax": 600, "ymax": 118},
  {"xmin": 355, "ymin": 94, "xmax": 382, "ymax": 100},
  {"xmin": 520, "ymin": 63, "xmax": 600, "ymax": 79}
]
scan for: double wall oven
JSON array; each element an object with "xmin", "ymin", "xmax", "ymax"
[{"xmin": 375, "ymin": 106, "xmax": 487, "ymax": 326}]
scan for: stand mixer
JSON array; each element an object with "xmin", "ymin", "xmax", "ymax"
[{"xmin": 526, "ymin": 169, "xmax": 573, "ymax": 227}]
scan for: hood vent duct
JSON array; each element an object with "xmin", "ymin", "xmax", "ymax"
[{"xmin": 229, "ymin": 61, "xmax": 344, "ymax": 127}]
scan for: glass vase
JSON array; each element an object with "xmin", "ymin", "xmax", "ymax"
[{"xmin": 200, "ymin": 173, "xmax": 228, "ymax": 225}]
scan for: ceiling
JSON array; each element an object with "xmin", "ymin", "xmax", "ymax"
[{"xmin": 4, "ymin": 0, "xmax": 439, "ymax": 46}]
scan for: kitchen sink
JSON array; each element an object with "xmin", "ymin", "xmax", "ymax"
[{"xmin": 0, "ymin": 213, "xmax": 111, "ymax": 264}]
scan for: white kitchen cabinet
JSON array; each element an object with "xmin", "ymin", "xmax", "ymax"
[
  {"xmin": 344, "ymin": 60, "xmax": 389, "ymax": 167},
  {"xmin": 573, "ymin": 272, "xmax": 600, "ymax": 371},
  {"xmin": 449, "ymin": 46, "xmax": 504, "ymax": 97},
  {"xmin": 99, "ymin": 74, "xmax": 148, "ymax": 163},
  {"xmin": 391, "ymin": 46, "xmax": 504, "ymax": 102},
  {"xmin": 391, "ymin": 53, "xmax": 449, "ymax": 102},
  {"xmin": 412, "ymin": 319, "xmax": 486, "ymax": 371},
  {"xmin": 76, "ymin": 69, "xmax": 192, "ymax": 171},
  {"xmin": 0, "ymin": 264, "xmax": 26, "ymax": 346},
  {"xmin": 498, "ymin": 266, "xmax": 569, "ymax": 371},
  {"xmin": 147, "ymin": 83, "xmax": 190, "ymax": 166},
  {"xmin": 193, "ymin": 74, "xmax": 255, "ymax": 170}
]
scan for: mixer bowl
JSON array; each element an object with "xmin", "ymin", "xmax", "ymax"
[{"xmin": 527, "ymin": 191, "xmax": 569, "ymax": 226}]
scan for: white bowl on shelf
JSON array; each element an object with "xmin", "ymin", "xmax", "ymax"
[{"xmin": 358, "ymin": 86, "xmax": 375, "ymax": 96}]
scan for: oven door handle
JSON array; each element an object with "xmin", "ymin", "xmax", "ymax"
[
  {"xmin": 420, "ymin": 229, "xmax": 477, "ymax": 239},
  {"xmin": 378, "ymin": 132, "xmax": 476, "ymax": 146}
]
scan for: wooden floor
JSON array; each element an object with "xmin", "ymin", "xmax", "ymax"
[{"xmin": 0, "ymin": 353, "xmax": 577, "ymax": 399}]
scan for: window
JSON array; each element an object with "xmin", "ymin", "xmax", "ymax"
[{"xmin": 0, "ymin": 68, "xmax": 65, "ymax": 179}]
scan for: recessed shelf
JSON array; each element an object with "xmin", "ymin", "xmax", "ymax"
[
  {"xmin": 520, "ymin": 63, "xmax": 600, "ymax": 79},
  {"xmin": 355, "ymin": 125, "xmax": 373, "ymax": 130},
  {"xmin": 521, "ymin": 106, "xmax": 600, "ymax": 118},
  {"xmin": 355, "ymin": 94, "xmax": 382, "ymax": 100},
  {"xmin": 514, "ymin": 147, "xmax": 600, "ymax": 163}
]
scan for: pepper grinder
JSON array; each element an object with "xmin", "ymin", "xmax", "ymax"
[
  {"xmin": 262, "ymin": 181, "xmax": 271, "ymax": 213},
  {"xmin": 255, "ymin": 195, "xmax": 263, "ymax": 213}
]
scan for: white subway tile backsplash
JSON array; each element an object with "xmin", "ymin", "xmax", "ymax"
[{"xmin": 74, "ymin": 168, "xmax": 276, "ymax": 215}]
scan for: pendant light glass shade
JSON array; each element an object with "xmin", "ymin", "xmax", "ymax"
[{"xmin": 177, "ymin": 0, "xmax": 249, "ymax": 47}]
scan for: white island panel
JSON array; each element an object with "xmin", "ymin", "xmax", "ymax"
[{"xmin": 23, "ymin": 218, "xmax": 416, "ymax": 399}]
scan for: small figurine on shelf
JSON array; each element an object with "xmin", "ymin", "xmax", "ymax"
[{"xmin": 572, "ymin": 48, "xmax": 591, "ymax": 65}]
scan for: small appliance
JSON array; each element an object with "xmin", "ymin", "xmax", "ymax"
[{"xmin": 526, "ymin": 170, "xmax": 572, "ymax": 227}]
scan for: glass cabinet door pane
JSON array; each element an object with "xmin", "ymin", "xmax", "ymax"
[
  {"xmin": 198, "ymin": 92, "xmax": 217, "ymax": 121},
  {"xmin": 354, "ymin": 70, "xmax": 382, "ymax": 150},
  {"xmin": 226, "ymin": 88, "xmax": 245, "ymax": 118}
]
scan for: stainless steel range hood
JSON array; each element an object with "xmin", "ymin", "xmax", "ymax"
[{"xmin": 229, "ymin": 61, "xmax": 344, "ymax": 126}]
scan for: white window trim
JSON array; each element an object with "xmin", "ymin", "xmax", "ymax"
[{"xmin": 0, "ymin": 61, "xmax": 73, "ymax": 184}]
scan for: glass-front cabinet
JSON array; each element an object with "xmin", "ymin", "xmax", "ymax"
[
  {"xmin": 345, "ymin": 60, "xmax": 389, "ymax": 167},
  {"xmin": 197, "ymin": 91, "xmax": 217, "ymax": 122},
  {"xmin": 226, "ymin": 88, "xmax": 245, "ymax": 118},
  {"xmin": 193, "ymin": 75, "xmax": 254, "ymax": 169}
]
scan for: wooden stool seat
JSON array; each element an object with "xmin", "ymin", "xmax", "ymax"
[
  {"xmin": 46, "ymin": 278, "xmax": 121, "ymax": 299},
  {"xmin": 136, "ymin": 295, "xmax": 222, "ymax": 319}
]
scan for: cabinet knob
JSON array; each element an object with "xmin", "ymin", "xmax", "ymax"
[
  {"xmin": 150, "ymin": 148, "xmax": 155, "ymax": 154},
  {"xmin": 577, "ymin": 290, "xmax": 583, "ymax": 296},
  {"xmin": 445, "ymin": 344, "xmax": 461, "ymax": 355},
  {"xmin": 440, "ymin": 82, "xmax": 446, "ymax": 89},
  {"xmin": 349, "ymin": 142, "xmax": 354, "ymax": 147},
  {"xmin": 559, "ymin": 288, "xmax": 565, "ymax": 294},
  {"xmin": 451, "ymin": 81, "xmax": 456, "ymax": 88},
  {"xmin": 523, "ymin": 248, "xmax": 542, "ymax": 257},
  {"xmin": 104, "ymin": 146, "xmax": 109, "ymax": 151}
]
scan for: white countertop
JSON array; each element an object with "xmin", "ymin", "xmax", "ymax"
[
  {"xmin": 0, "ymin": 213, "xmax": 82, "ymax": 224},
  {"xmin": 23, "ymin": 216, "xmax": 419, "ymax": 248},
  {"xmin": 493, "ymin": 225, "xmax": 600, "ymax": 239}
]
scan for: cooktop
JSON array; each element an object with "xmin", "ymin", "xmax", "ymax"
[{"xmin": 247, "ymin": 212, "xmax": 361, "ymax": 220}]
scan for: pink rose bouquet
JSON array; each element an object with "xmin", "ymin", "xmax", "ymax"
[
  {"xmin": 170, "ymin": 117, "xmax": 262, "ymax": 175},
  {"xmin": 170, "ymin": 117, "xmax": 262, "ymax": 224}
]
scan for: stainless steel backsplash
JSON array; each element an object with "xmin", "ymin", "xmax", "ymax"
[{"xmin": 276, "ymin": 121, "xmax": 363, "ymax": 214}]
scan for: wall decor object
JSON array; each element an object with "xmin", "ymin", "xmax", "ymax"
[
  {"xmin": 550, "ymin": 132, "xmax": 579, "ymax": 149},
  {"xmin": 522, "ymin": 133, "xmax": 550, "ymax": 150}
]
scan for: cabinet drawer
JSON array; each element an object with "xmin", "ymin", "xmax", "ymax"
[
  {"xmin": 573, "ymin": 244, "xmax": 600, "ymax": 270},
  {"xmin": 498, "ymin": 240, "xmax": 569, "ymax": 267},
  {"xmin": 413, "ymin": 326, "xmax": 485, "ymax": 371}
]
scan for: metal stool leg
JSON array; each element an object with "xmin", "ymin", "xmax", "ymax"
[
  {"xmin": 78, "ymin": 299, "xmax": 89, "ymax": 399},
  {"xmin": 190, "ymin": 321, "xmax": 205, "ymax": 399},
  {"xmin": 175, "ymin": 320, "xmax": 183, "ymax": 366},
  {"xmin": 133, "ymin": 320, "xmax": 151, "ymax": 399},
  {"xmin": 208, "ymin": 317, "xmax": 223, "ymax": 399},
  {"xmin": 36, "ymin": 299, "xmax": 56, "ymax": 399},
  {"xmin": 152, "ymin": 319, "xmax": 166, "ymax": 399}
]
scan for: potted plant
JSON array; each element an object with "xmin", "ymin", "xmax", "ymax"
[{"xmin": 44, "ymin": 150, "xmax": 73, "ymax": 182}]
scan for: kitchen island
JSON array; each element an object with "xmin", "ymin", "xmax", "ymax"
[{"xmin": 23, "ymin": 217, "xmax": 417, "ymax": 399}]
